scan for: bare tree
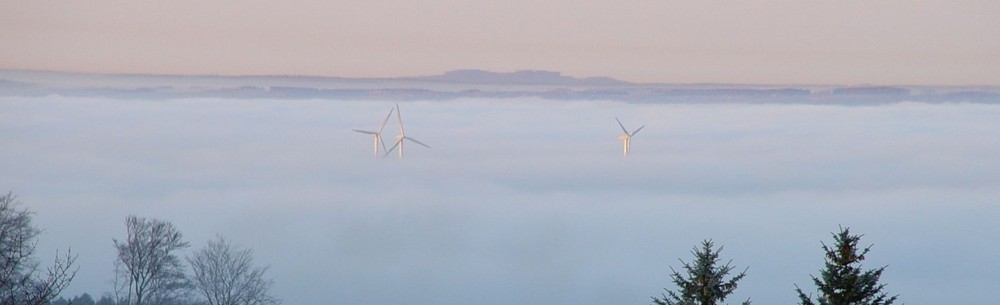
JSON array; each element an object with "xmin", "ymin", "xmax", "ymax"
[
  {"xmin": 113, "ymin": 215, "xmax": 191, "ymax": 305},
  {"xmin": 188, "ymin": 236, "xmax": 279, "ymax": 305},
  {"xmin": 0, "ymin": 192, "xmax": 77, "ymax": 305}
]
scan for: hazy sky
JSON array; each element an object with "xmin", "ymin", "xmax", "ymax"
[
  {"xmin": 2, "ymin": 0, "xmax": 999, "ymax": 85},
  {"xmin": 3, "ymin": 96, "xmax": 999, "ymax": 305}
]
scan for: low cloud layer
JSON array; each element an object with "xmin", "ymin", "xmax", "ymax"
[{"xmin": 2, "ymin": 97, "xmax": 998, "ymax": 305}]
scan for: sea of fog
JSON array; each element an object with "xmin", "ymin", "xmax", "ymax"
[{"xmin": 2, "ymin": 96, "xmax": 998, "ymax": 305}]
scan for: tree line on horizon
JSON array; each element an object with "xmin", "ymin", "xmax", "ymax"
[{"xmin": 3, "ymin": 191, "xmax": 898, "ymax": 305}]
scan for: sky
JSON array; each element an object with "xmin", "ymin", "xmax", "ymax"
[
  {"xmin": 2, "ymin": 96, "xmax": 999, "ymax": 305},
  {"xmin": 2, "ymin": 0, "xmax": 1000, "ymax": 85}
]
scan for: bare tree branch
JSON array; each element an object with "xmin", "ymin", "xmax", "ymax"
[
  {"xmin": 0, "ymin": 192, "xmax": 77, "ymax": 305},
  {"xmin": 188, "ymin": 236, "xmax": 279, "ymax": 305},
  {"xmin": 113, "ymin": 215, "xmax": 191, "ymax": 305}
]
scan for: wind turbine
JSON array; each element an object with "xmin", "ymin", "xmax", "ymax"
[
  {"xmin": 384, "ymin": 104, "xmax": 430, "ymax": 159},
  {"xmin": 616, "ymin": 116, "xmax": 645, "ymax": 157},
  {"xmin": 353, "ymin": 107, "xmax": 395, "ymax": 158}
]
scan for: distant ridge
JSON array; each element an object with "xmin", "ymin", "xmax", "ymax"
[
  {"xmin": 0, "ymin": 68, "xmax": 630, "ymax": 86},
  {"xmin": 2, "ymin": 69, "xmax": 998, "ymax": 104},
  {"xmin": 408, "ymin": 69, "xmax": 629, "ymax": 86}
]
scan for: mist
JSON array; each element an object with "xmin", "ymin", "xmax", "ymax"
[{"xmin": 2, "ymin": 96, "xmax": 998, "ymax": 305}]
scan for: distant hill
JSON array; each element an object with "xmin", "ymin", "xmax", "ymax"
[
  {"xmin": 2, "ymin": 69, "xmax": 998, "ymax": 104},
  {"xmin": 409, "ymin": 69, "xmax": 630, "ymax": 86}
]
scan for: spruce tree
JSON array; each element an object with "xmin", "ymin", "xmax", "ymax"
[
  {"xmin": 652, "ymin": 240, "xmax": 750, "ymax": 305},
  {"xmin": 795, "ymin": 227, "xmax": 899, "ymax": 305}
]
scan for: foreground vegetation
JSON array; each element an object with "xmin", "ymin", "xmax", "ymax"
[
  {"xmin": 3, "ymin": 191, "xmax": 898, "ymax": 305},
  {"xmin": 2, "ymin": 192, "xmax": 278, "ymax": 305}
]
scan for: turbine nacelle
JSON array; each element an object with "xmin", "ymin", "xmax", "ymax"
[
  {"xmin": 381, "ymin": 104, "xmax": 430, "ymax": 159},
  {"xmin": 615, "ymin": 116, "xmax": 644, "ymax": 157},
  {"xmin": 353, "ymin": 107, "xmax": 395, "ymax": 158}
]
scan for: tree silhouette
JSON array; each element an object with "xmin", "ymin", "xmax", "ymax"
[
  {"xmin": 795, "ymin": 227, "xmax": 898, "ymax": 305},
  {"xmin": 0, "ymin": 192, "xmax": 77, "ymax": 305},
  {"xmin": 113, "ymin": 215, "xmax": 191, "ymax": 305},
  {"xmin": 188, "ymin": 236, "xmax": 279, "ymax": 305},
  {"xmin": 652, "ymin": 240, "xmax": 750, "ymax": 305}
]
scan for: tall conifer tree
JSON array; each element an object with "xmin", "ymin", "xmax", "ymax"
[
  {"xmin": 795, "ymin": 227, "xmax": 898, "ymax": 305},
  {"xmin": 652, "ymin": 240, "xmax": 750, "ymax": 305}
]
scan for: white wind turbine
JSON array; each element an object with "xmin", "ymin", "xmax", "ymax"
[
  {"xmin": 384, "ymin": 104, "xmax": 430, "ymax": 159},
  {"xmin": 353, "ymin": 107, "xmax": 395, "ymax": 158},
  {"xmin": 616, "ymin": 116, "xmax": 645, "ymax": 157}
]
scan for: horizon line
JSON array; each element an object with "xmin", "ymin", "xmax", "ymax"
[{"xmin": 2, "ymin": 68, "xmax": 998, "ymax": 88}]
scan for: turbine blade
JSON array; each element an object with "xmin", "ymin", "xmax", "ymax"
[
  {"xmin": 353, "ymin": 129, "xmax": 377, "ymax": 135},
  {"xmin": 405, "ymin": 137, "xmax": 431, "ymax": 148},
  {"xmin": 396, "ymin": 103, "xmax": 405, "ymax": 135},
  {"xmin": 377, "ymin": 107, "xmax": 394, "ymax": 133},
  {"xmin": 378, "ymin": 134, "xmax": 387, "ymax": 152},
  {"xmin": 383, "ymin": 139, "xmax": 402, "ymax": 158},
  {"xmin": 615, "ymin": 117, "xmax": 629, "ymax": 134},
  {"xmin": 631, "ymin": 125, "xmax": 645, "ymax": 136}
]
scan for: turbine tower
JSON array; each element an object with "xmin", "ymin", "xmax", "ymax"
[
  {"xmin": 616, "ymin": 116, "xmax": 645, "ymax": 157},
  {"xmin": 384, "ymin": 104, "xmax": 430, "ymax": 159},
  {"xmin": 353, "ymin": 107, "xmax": 395, "ymax": 158}
]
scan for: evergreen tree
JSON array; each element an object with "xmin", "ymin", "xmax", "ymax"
[
  {"xmin": 795, "ymin": 227, "xmax": 899, "ymax": 305},
  {"xmin": 652, "ymin": 240, "xmax": 750, "ymax": 305},
  {"xmin": 47, "ymin": 297, "xmax": 68, "ymax": 305},
  {"xmin": 96, "ymin": 295, "xmax": 116, "ymax": 305},
  {"xmin": 71, "ymin": 293, "xmax": 96, "ymax": 305}
]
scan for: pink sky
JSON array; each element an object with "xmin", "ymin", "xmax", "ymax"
[{"xmin": 2, "ymin": 0, "xmax": 998, "ymax": 85}]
